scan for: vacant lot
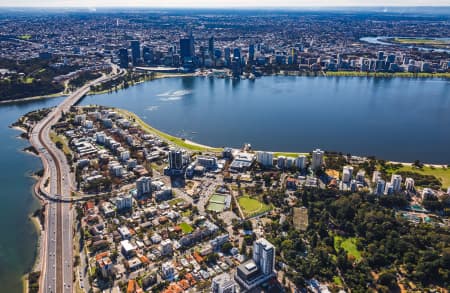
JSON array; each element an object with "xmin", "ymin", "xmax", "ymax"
[{"xmin": 293, "ymin": 207, "xmax": 308, "ymax": 231}]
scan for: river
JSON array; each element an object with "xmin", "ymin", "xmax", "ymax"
[{"xmin": 80, "ymin": 76, "xmax": 450, "ymax": 164}]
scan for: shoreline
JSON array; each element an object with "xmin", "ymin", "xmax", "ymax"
[
  {"xmin": 87, "ymin": 72, "xmax": 196, "ymax": 95},
  {"xmin": 3, "ymin": 71, "xmax": 449, "ymax": 105},
  {"xmin": 21, "ymin": 185, "xmax": 44, "ymax": 293},
  {"xmin": 111, "ymin": 106, "xmax": 449, "ymax": 168},
  {"xmin": 113, "ymin": 107, "xmax": 223, "ymax": 153},
  {"xmin": 11, "ymin": 123, "xmax": 45, "ymax": 293}
]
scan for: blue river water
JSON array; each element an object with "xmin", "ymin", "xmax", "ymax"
[{"xmin": 80, "ymin": 76, "xmax": 450, "ymax": 164}]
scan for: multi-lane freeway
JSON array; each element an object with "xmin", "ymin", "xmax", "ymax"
[{"xmin": 30, "ymin": 64, "xmax": 123, "ymax": 293}]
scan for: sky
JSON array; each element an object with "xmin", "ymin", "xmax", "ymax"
[{"xmin": 1, "ymin": 0, "xmax": 449, "ymax": 7}]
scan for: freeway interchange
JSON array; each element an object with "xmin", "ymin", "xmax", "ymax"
[{"xmin": 29, "ymin": 65, "xmax": 123, "ymax": 293}]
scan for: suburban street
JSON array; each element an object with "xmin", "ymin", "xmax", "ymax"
[{"xmin": 29, "ymin": 64, "xmax": 123, "ymax": 293}]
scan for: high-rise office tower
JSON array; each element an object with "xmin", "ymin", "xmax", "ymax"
[
  {"xmin": 208, "ymin": 36, "xmax": 214, "ymax": 55},
  {"xmin": 180, "ymin": 32, "xmax": 195, "ymax": 60},
  {"xmin": 248, "ymin": 44, "xmax": 255, "ymax": 61},
  {"xmin": 118, "ymin": 48, "xmax": 129, "ymax": 68},
  {"xmin": 130, "ymin": 40, "xmax": 140, "ymax": 66}
]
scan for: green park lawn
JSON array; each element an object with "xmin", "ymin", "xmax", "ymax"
[
  {"xmin": 273, "ymin": 152, "xmax": 308, "ymax": 158},
  {"xmin": 19, "ymin": 34, "xmax": 32, "ymax": 40},
  {"xmin": 385, "ymin": 165, "xmax": 450, "ymax": 188},
  {"xmin": 179, "ymin": 222, "xmax": 194, "ymax": 234},
  {"xmin": 238, "ymin": 196, "xmax": 272, "ymax": 218},
  {"xmin": 334, "ymin": 236, "xmax": 362, "ymax": 261},
  {"xmin": 392, "ymin": 37, "xmax": 449, "ymax": 46}
]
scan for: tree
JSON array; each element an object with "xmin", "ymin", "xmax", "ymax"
[
  {"xmin": 378, "ymin": 272, "xmax": 397, "ymax": 289},
  {"xmin": 221, "ymin": 242, "xmax": 233, "ymax": 254}
]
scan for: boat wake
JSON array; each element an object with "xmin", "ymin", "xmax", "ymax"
[
  {"xmin": 146, "ymin": 106, "xmax": 159, "ymax": 111},
  {"xmin": 157, "ymin": 90, "xmax": 192, "ymax": 101}
]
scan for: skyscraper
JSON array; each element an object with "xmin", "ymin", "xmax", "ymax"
[
  {"xmin": 233, "ymin": 47, "xmax": 241, "ymax": 59},
  {"xmin": 142, "ymin": 46, "xmax": 153, "ymax": 64},
  {"xmin": 256, "ymin": 151, "xmax": 274, "ymax": 167},
  {"xmin": 235, "ymin": 238, "xmax": 275, "ymax": 290},
  {"xmin": 231, "ymin": 57, "xmax": 242, "ymax": 77},
  {"xmin": 312, "ymin": 149, "xmax": 324, "ymax": 170},
  {"xmin": 136, "ymin": 176, "xmax": 151, "ymax": 197},
  {"xmin": 405, "ymin": 177, "xmax": 415, "ymax": 191},
  {"xmin": 253, "ymin": 238, "xmax": 275, "ymax": 275},
  {"xmin": 168, "ymin": 148, "xmax": 183, "ymax": 170},
  {"xmin": 295, "ymin": 155, "xmax": 307, "ymax": 170},
  {"xmin": 248, "ymin": 44, "xmax": 255, "ymax": 62},
  {"xmin": 342, "ymin": 166, "xmax": 354, "ymax": 184},
  {"xmin": 208, "ymin": 36, "xmax": 215, "ymax": 55},
  {"xmin": 375, "ymin": 179, "xmax": 385, "ymax": 195},
  {"xmin": 118, "ymin": 48, "xmax": 129, "ymax": 68},
  {"xmin": 390, "ymin": 174, "xmax": 402, "ymax": 193},
  {"xmin": 130, "ymin": 40, "xmax": 140, "ymax": 66},
  {"xmin": 224, "ymin": 47, "xmax": 231, "ymax": 64},
  {"xmin": 180, "ymin": 33, "xmax": 195, "ymax": 60}
]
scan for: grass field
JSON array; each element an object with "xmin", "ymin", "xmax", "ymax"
[
  {"xmin": 209, "ymin": 194, "xmax": 227, "ymax": 204},
  {"xmin": 385, "ymin": 165, "xmax": 450, "ymax": 188},
  {"xmin": 238, "ymin": 196, "xmax": 272, "ymax": 218},
  {"xmin": 49, "ymin": 131, "xmax": 71, "ymax": 156},
  {"xmin": 274, "ymin": 152, "xmax": 308, "ymax": 158},
  {"xmin": 392, "ymin": 37, "xmax": 450, "ymax": 46},
  {"xmin": 334, "ymin": 236, "xmax": 362, "ymax": 261},
  {"xmin": 179, "ymin": 222, "xmax": 194, "ymax": 234},
  {"xmin": 115, "ymin": 108, "xmax": 222, "ymax": 153},
  {"xmin": 207, "ymin": 202, "xmax": 226, "ymax": 213}
]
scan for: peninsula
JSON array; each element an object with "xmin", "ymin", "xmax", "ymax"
[{"xmin": 18, "ymin": 102, "xmax": 450, "ymax": 293}]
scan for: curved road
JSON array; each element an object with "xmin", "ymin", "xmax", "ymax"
[{"xmin": 30, "ymin": 65, "xmax": 124, "ymax": 293}]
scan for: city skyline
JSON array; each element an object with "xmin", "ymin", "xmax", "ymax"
[{"xmin": 2, "ymin": 0, "xmax": 450, "ymax": 7}]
